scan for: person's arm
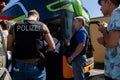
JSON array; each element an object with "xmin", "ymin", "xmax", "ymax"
[
  {"xmin": 97, "ymin": 36, "xmax": 105, "ymax": 46},
  {"xmin": 68, "ymin": 43, "xmax": 85, "ymax": 63},
  {"xmin": 102, "ymin": 30, "xmax": 120, "ymax": 48},
  {"xmin": 43, "ymin": 24, "xmax": 55, "ymax": 51},
  {"xmin": 98, "ymin": 22, "xmax": 120, "ymax": 48},
  {"xmin": 7, "ymin": 26, "xmax": 14, "ymax": 51}
]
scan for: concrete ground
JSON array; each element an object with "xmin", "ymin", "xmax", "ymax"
[{"xmin": 86, "ymin": 62, "xmax": 105, "ymax": 80}]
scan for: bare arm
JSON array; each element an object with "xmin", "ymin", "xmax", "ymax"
[
  {"xmin": 68, "ymin": 43, "xmax": 85, "ymax": 63},
  {"xmin": 102, "ymin": 30, "xmax": 120, "ymax": 48},
  {"xmin": 98, "ymin": 22, "xmax": 120, "ymax": 48},
  {"xmin": 97, "ymin": 36, "xmax": 105, "ymax": 46},
  {"xmin": 45, "ymin": 33, "xmax": 55, "ymax": 51},
  {"xmin": 7, "ymin": 34, "xmax": 14, "ymax": 51},
  {"xmin": 7, "ymin": 25, "xmax": 15, "ymax": 51},
  {"xmin": 43, "ymin": 24, "xmax": 55, "ymax": 51}
]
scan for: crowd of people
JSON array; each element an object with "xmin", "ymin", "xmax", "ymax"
[{"xmin": 0, "ymin": 0, "xmax": 120, "ymax": 80}]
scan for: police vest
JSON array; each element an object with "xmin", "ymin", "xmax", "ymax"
[{"xmin": 13, "ymin": 20, "xmax": 44, "ymax": 59}]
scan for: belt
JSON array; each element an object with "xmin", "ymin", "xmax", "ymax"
[{"xmin": 15, "ymin": 58, "xmax": 39, "ymax": 65}]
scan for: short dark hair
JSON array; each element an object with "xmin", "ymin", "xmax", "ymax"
[
  {"xmin": 0, "ymin": 20, "xmax": 8, "ymax": 30},
  {"xmin": 110, "ymin": 0, "xmax": 120, "ymax": 6},
  {"xmin": 28, "ymin": 10, "xmax": 39, "ymax": 18},
  {"xmin": 0, "ymin": 0, "xmax": 10, "ymax": 4},
  {"xmin": 98, "ymin": 0, "xmax": 107, "ymax": 5},
  {"xmin": 98, "ymin": 0, "xmax": 120, "ymax": 6},
  {"xmin": 116, "ymin": 0, "xmax": 120, "ymax": 4}
]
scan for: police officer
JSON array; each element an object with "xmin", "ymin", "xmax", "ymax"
[{"xmin": 7, "ymin": 10, "xmax": 55, "ymax": 80}]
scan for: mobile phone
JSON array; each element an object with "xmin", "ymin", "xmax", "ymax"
[{"xmin": 89, "ymin": 21, "xmax": 101, "ymax": 26}]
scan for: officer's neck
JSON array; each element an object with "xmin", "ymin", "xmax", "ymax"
[{"xmin": 27, "ymin": 16, "xmax": 37, "ymax": 21}]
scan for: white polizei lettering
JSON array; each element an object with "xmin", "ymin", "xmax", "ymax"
[
  {"xmin": 31, "ymin": 25, "xmax": 36, "ymax": 31},
  {"xmin": 35, "ymin": 25, "xmax": 40, "ymax": 31},
  {"xmin": 17, "ymin": 25, "xmax": 22, "ymax": 31},
  {"xmin": 25, "ymin": 25, "xmax": 29, "ymax": 31},
  {"xmin": 28, "ymin": 25, "xmax": 33, "ymax": 31},
  {"xmin": 17, "ymin": 24, "xmax": 41, "ymax": 31},
  {"xmin": 21, "ymin": 25, "xmax": 26, "ymax": 31}
]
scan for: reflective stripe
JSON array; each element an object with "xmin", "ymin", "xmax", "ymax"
[{"xmin": 16, "ymin": 2, "xmax": 28, "ymax": 16}]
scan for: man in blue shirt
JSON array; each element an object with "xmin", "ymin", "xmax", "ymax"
[{"xmin": 67, "ymin": 16, "xmax": 88, "ymax": 80}]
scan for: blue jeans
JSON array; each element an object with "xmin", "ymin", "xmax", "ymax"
[
  {"xmin": 72, "ymin": 55, "xmax": 87, "ymax": 80},
  {"xmin": 12, "ymin": 62, "xmax": 46, "ymax": 80}
]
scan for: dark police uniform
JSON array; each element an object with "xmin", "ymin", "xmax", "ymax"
[{"xmin": 9, "ymin": 19, "xmax": 49, "ymax": 80}]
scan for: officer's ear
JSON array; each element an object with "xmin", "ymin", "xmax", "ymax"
[{"xmin": 36, "ymin": 16, "xmax": 40, "ymax": 21}]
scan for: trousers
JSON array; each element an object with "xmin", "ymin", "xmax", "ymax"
[
  {"xmin": 12, "ymin": 62, "xmax": 46, "ymax": 80},
  {"xmin": 72, "ymin": 55, "xmax": 87, "ymax": 80}
]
